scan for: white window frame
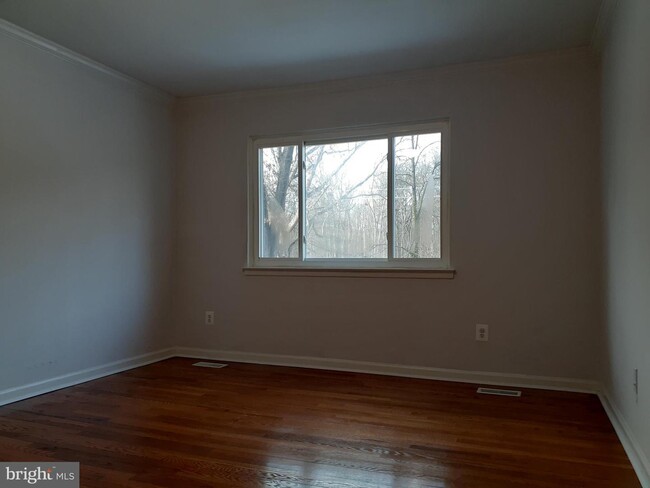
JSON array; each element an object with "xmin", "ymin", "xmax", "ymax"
[{"xmin": 246, "ymin": 119, "xmax": 452, "ymax": 276}]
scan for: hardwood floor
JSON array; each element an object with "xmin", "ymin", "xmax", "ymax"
[{"xmin": 0, "ymin": 358, "xmax": 640, "ymax": 487}]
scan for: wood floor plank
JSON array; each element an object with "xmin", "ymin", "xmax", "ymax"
[{"xmin": 0, "ymin": 358, "xmax": 641, "ymax": 487}]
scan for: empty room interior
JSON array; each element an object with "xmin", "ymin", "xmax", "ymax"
[{"xmin": 0, "ymin": 0, "xmax": 649, "ymax": 486}]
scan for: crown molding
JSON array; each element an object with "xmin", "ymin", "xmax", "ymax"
[
  {"xmin": 0, "ymin": 18, "xmax": 173, "ymax": 103},
  {"xmin": 1, "ymin": 16, "xmax": 602, "ymax": 104},
  {"xmin": 178, "ymin": 47, "xmax": 593, "ymax": 105},
  {"xmin": 591, "ymin": 0, "xmax": 620, "ymax": 54}
]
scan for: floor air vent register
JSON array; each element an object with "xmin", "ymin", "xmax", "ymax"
[
  {"xmin": 476, "ymin": 387, "xmax": 522, "ymax": 397},
  {"xmin": 193, "ymin": 362, "xmax": 228, "ymax": 369}
]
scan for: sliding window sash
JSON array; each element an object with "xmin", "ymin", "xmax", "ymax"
[{"xmin": 248, "ymin": 119, "xmax": 450, "ymax": 269}]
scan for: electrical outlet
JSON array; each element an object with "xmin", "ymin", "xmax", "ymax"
[
  {"xmin": 205, "ymin": 311, "xmax": 215, "ymax": 325},
  {"xmin": 476, "ymin": 324, "xmax": 489, "ymax": 342}
]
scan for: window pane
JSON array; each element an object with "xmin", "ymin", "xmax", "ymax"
[
  {"xmin": 394, "ymin": 133, "xmax": 442, "ymax": 258},
  {"xmin": 305, "ymin": 139, "xmax": 388, "ymax": 259},
  {"xmin": 259, "ymin": 146, "xmax": 299, "ymax": 258}
]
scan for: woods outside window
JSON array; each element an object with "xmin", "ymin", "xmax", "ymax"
[{"xmin": 247, "ymin": 120, "xmax": 451, "ymax": 275}]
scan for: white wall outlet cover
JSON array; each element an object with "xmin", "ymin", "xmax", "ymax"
[
  {"xmin": 476, "ymin": 324, "xmax": 489, "ymax": 341},
  {"xmin": 205, "ymin": 311, "xmax": 215, "ymax": 325}
]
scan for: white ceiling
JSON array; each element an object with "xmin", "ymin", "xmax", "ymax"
[{"xmin": 0, "ymin": 0, "xmax": 602, "ymax": 97}]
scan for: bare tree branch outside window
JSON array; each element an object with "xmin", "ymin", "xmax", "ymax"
[{"xmin": 258, "ymin": 131, "xmax": 442, "ymax": 260}]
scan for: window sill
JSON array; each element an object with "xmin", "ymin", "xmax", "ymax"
[{"xmin": 242, "ymin": 267, "xmax": 455, "ymax": 279}]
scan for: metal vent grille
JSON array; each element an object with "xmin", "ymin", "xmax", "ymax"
[
  {"xmin": 477, "ymin": 387, "xmax": 522, "ymax": 397},
  {"xmin": 193, "ymin": 361, "xmax": 228, "ymax": 369}
]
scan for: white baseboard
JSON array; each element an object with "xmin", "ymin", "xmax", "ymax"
[
  {"xmin": 0, "ymin": 348, "xmax": 175, "ymax": 407},
  {"xmin": 172, "ymin": 347, "xmax": 600, "ymax": 393},
  {"xmin": 599, "ymin": 389, "xmax": 650, "ymax": 488},
  {"xmin": 2, "ymin": 346, "xmax": 646, "ymax": 487},
  {"xmin": 174, "ymin": 347, "xmax": 647, "ymax": 486}
]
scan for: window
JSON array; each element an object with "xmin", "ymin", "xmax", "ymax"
[{"xmin": 248, "ymin": 120, "xmax": 451, "ymax": 275}]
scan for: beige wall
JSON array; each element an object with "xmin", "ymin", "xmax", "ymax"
[
  {"xmin": 173, "ymin": 49, "xmax": 603, "ymax": 380},
  {"xmin": 601, "ymin": 0, "xmax": 650, "ymax": 477},
  {"xmin": 2, "ymin": 10, "xmax": 644, "ymax": 478},
  {"xmin": 0, "ymin": 32, "xmax": 175, "ymax": 390}
]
